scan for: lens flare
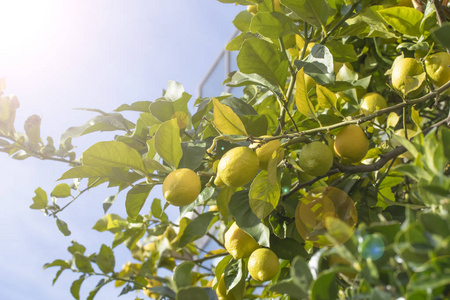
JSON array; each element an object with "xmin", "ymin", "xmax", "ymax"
[{"xmin": 359, "ymin": 234, "xmax": 385, "ymax": 261}]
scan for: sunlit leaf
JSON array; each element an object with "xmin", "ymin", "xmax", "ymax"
[
  {"xmin": 213, "ymin": 98, "xmax": 248, "ymax": 136},
  {"xmin": 154, "ymin": 118, "xmax": 183, "ymax": 169}
]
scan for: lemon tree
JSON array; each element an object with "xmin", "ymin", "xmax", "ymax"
[{"xmin": 1, "ymin": 0, "xmax": 450, "ymax": 299}]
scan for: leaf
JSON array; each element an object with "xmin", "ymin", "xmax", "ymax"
[
  {"xmin": 250, "ymin": 12, "xmax": 297, "ymax": 39},
  {"xmin": 387, "ymin": 112, "xmax": 400, "ymax": 128},
  {"xmin": 226, "ymin": 32, "xmax": 259, "ymax": 51},
  {"xmin": 281, "ymin": 0, "xmax": 330, "ymax": 27},
  {"xmin": 178, "ymin": 212, "xmax": 217, "ymax": 248},
  {"xmin": 249, "ymin": 170, "xmax": 281, "ymax": 219},
  {"xmin": 233, "ymin": 10, "xmax": 253, "ymax": 32},
  {"xmin": 213, "ymin": 98, "xmax": 248, "ymax": 136},
  {"xmin": 237, "ymin": 38, "xmax": 289, "ymax": 89},
  {"xmin": 83, "ymin": 141, "xmax": 146, "ymax": 173},
  {"xmin": 87, "ymin": 278, "xmax": 110, "ymax": 300},
  {"xmin": 378, "ymin": 7, "xmax": 423, "ymax": 37},
  {"xmin": 154, "ymin": 119, "xmax": 183, "ymax": 169},
  {"xmin": 295, "ymin": 44, "xmax": 335, "ymax": 85},
  {"xmin": 96, "ymin": 244, "xmax": 115, "ymax": 274},
  {"xmin": 51, "ymin": 183, "xmax": 71, "ymax": 198},
  {"xmin": 180, "ymin": 187, "xmax": 215, "ymax": 218},
  {"xmin": 176, "ymin": 287, "xmax": 210, "ymax": 300},
  {"xmin": 143, "ymin": 158, "xmax": 172, "ymax": 173},
  {"xmin": 92, "ymin": 214, "xmax": 128, "ymax": 233},
  {"xmin": 224, "ymin": 258, "xmax": 246, "ymax": 295},
  {"xmin": 217, "ymin": 186, "xmax": 236, "ymax": 219},
  {"xmin": 74, "ymin": 253, "xmax": 94, "ymax": 273},
  {"xmin": 295, "ymin": 68, "xmax": 316, "ymax": 119},
  {"xmin": 229, "ymin": 190, "xmax": 270, "ymax": 247},
  {"xmin": 270, "ymin": 256, "xmax": 311, "ymax": 298},
  {"xmin": 173, "ymin": 261, "xmax": 195, "ymax": 289},
  {"xmin": 325, "ymin": 40, "xmax": 357, "ymax": 62},
  {"xmin": 316, "ymin": 85, "xmax": 338, "ymax": 109},
  {"xmin": 56, "ymin": 219, "xmax": 71, "ymax": 236},
  {"xmin": 125, "ymin": 185, "xmax": 153, "ymax": 219},
  {"xmin": 115, "ymin": 101, "xmax": 152, "ymax": 112},
  {"xmin": 270, "ymin": 235, "xmax": 308, "ymax": 260},
  {"xmin": 58, "ymin": 166, "xmax": 128, "ymax": 181},
  {"xmin": 30, "ymin": 187, "xmax": 48, "ymax": 210},
  {"xmin": 310, "ymin": 269, "xmax": 338, "ymax": 300},
  {"xmin": 391, "ymin": 134, "xmax": 419, "ymax": 159},
  {"xmin": 432, "ymin": 23, "xmax": 450, "ymax": 50},
  {"xmin": 179, "ymin": 141, "xmax": 207, "ymax": 170},
  {"xmin": 70, "ymin": 276, "xmax": 85, "ymax": 300}
]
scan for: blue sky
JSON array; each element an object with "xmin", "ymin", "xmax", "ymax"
[{"xmin": 0, "ymin": 1, "xmax": 241, "ymax": 299}]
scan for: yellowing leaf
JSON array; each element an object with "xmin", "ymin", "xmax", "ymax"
[
  {"xmin": 316, "ymin": 85, "xmax": 337, "ymax": 109},
  {"xmin": 154, "ymin": 118, "xmax": 183, "ymax": 169},
  {"xmin": 213, "ymin": 98, "xmax": 248, "ymax": 136},
  {"xmin": 295, "ymin": 68, "xmax": 316, "ymax": 119}
]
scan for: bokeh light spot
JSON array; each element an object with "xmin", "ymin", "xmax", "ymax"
[{"xmin": 359, "ymin": 234, "xmax": 385, "ymax": 261}]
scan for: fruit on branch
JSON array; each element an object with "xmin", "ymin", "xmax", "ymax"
[
  {"xmin": 391, "ymin": 56, "xmax": 425, "ymax": 97},
  {"xmin": 248, "ymin": 248, "xmax": 279, "ymax": 282},
  {"xmin": 224, "ymin": 222, "xmax": 260, "ymax": 260},
  {"xmin": 250, "ymin": 137, "xmax": 284, "ymax": 170},
  {"xmin": 425, "ymin": 52, "xmax": 450, "ymax": 89},
  {"xmin": 298, "ymin": 141, "xmax": 334, "ymax": 176},
  {"xmin": 162, "ymin": 168, "xmax": 201, "ymax": 206},
  {"xmin": 360, "ymin": 93, "xmax": 388, "ymax": 123},
  {"xmin": 216, "ymin": 147, "xmax": 259, "ymax": 187},
  {"xmin": 334, "ymin": 125, "xmax": 369, "ymax": 163},
  {"xmin": 143, "ymin": 278, "xmax": 162, "ymax": 299}
]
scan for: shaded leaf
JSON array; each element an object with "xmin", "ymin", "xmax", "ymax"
[{"xmin": 125, "ymin": 185, "xmax": 153, "ymax": 219}]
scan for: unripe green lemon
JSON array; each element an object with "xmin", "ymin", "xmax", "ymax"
[
  {"xmin": 217, "ymin": 147, "xmax": 259, "ymax": 187},
  {"xmin": 425, "ymin": 52, "xmax": 450, "ymax": 88},
  {"xmin": 298, "ymin": 142, "xmax": 334, "ymax": 176},
  {"xmin": 248, "ymin": 248, "xmax": 279, "ymax": 282},
  {"xmin": 334, "ymin": 125, "xmax": 369, "ymax": 163},
  {"xmin": 360, "ymin": 93, "xmax": 388, "ymax": 123},
  {"xmin": 162, "ymin": 168, "xmax": 201, "ymax": 206},
  {"xmin": 224, "ymin": 222, "xmax": 260, "ymax": 259},
  {"xmin": 391, "ymin": 57, "xmax": 425, "ymax": 97},
  {"xmin": 250, "ymin": 137, "xmax": 284, "ymax": 170}
]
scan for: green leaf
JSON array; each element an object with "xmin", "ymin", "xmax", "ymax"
[
  {"xmin": 96, "ymin": 244, "xmax": 115, "ymax": 274},
  {"xmin": 179, "ymin": 141, "xmax": 207, "ymax": 170},
  {"xmin": 224, "ymin": 259, "xmax": 246, "ymax": 299},
  {"xmin": 51, "ymin": 183, "xmax": 71, "ymax": 198},
  {"xmin": 221, "ymin": 97, "xmax": 258, "ymax": 116},
  {"xmin": 249, "ymin": 170, "xmax": 281, "ymax": 219},
  {"xmin": 325, "ymin": 40, "xmax": 357, "ymax": 62},
  {"xmin": 83, "ymin": 141, "xmax": 146, "ymax": 173},
  {"xmin": 125, "ymin": 185, "xmax": 153, "ymax": 219},
  {"xmin": 178, "ymin": 212, "xmax": 217, "ymax": 248},
  {"xmin": 310, "ymin": 270, "xmax": 338, "ymax": 300},
  {"xmin": 115, "ymin": 101, "xmax": 151, "ymax": 112},
  {"xmin": 391, "ymin": 134, "xmax": 419, "ymax": 159},
  {"xmin": 270, "ymin": 235, "xmax": 308, "ymax": 260},
  {"xmin": 70, "ymin": 276, "xmax": 85, "ymax": 300},
  {"xmin": 387, "ymin": 112, "xmax": 400, "ymax": 128},
  {"xmin": 226, "ymin": 32, "xmax": 259, "ymax": 51},
  {"xmin": 316, "ymin": 85, "xmax": 338, "ymax": 110},
  {"xmin": 250, "ymin": 12, "xmax": 297, "ymax": 39},
  {"xmin": 92, "ymin": 214, "xmax": 128, "ymax": 233},
  {"xmin": 281, "ymin": 0, "xmax": 330, "ymax": 27},
  {"xmin": 432, "ymin": 23, "xmax": 450, "ymax": 50},
  {"xmin": 233, "ymin": 10, "xmax": 253, "ymax": 32},
  {"xmin": 58, "ymin": 166, "xmax": 128, "ymax": 181},
  {"xmin": 378, "ymin": 7, "xmax": 423, "ymax": 37},
  {"xmin": 74, "ymin": 253, "xmax": 94, "ymax": 273},
  {"xmin": 295, "ymin": 68, "xmax": 316, "ymax": 119},
  {"xmin": 56, "ymin": 219, "xmax": 71, "ymax": 236},
  {"xmin": 68, "ymin": 241, "xmax": 86, "ymax": 255},
  {"xmin": 87, "ymin": 278, "xmax": 110, "ymax": 300},
  {"xmin": 291, "ymin": 256, "xmax": 313, "ymax": 297},
  {"xmin": 30, "ymin": 187, "xmax": 48, "ymax": 210},
  {"xmin": 295, "ymin": 44, "xmax": 335, "ymax": 85},
  {"xmin": 176, "ymin": 287, "xmax": 210, "ymax": 300},
  {"xmin": 217, "ymin": 186, "xmax": 236, "ymax": 219},
  {"xmin": 173, "ymin": 261, "xmax": 195, "ymax": 289},
  {"xmin": 44, "ymin": 259, "xmax": 71, "ymax": 270},
  {"xmin": 229, "ymin": 190, "xmax": 270, "ymax": 247},
  {"xmin": 143, "ymin": 158, "xmax": 172, "ymax": 173},
  {"xmin": 241, "ymin": 114, "xmax": 268, "ymax": 137},
  {"xmin": 154, "ymin": 119, "xmax": 183, "ymax": 169},
  {"xmin": 213, "ymin": 98, "xmax": 248, "ymax": 136},
  {"xmin": 237, "ymin": 38, "xmax": 289, "ymax": 89},
  {"xmin": 180, "ymin": 187, "xmax": 215, "ymax": 218}
]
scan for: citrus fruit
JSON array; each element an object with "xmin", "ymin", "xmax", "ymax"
[
  {"xmin": 425, "ymin": 52, "xmax": 450, "ymax": 88},
  {"xmin": 248, "ymin": 248, "xmax": 279, "ymax": 282},
  {"xmin": 298, "ymin": 141, "xmax": 334, "ymax": 176},
  {"xmin": 360, "ymin": 93, "xmax": 388, "ymax": 123},
  {"xmin": 391, "ymin": 56, "xmax": 425, "ymax": 97},
  {"xmin": 250, "ymin": 137, "xmax": 284, "ymax": 170},
  {"xmin": 143, "ymin": 278, "xmax": 162, "ymax": 299},
  {"xmin": 217, "ymin": 147, "xmax": 259, "ymax": 187},
  {"xmin": 247, "ymin": 4, "xmax": 258, "ymax": 15},
  {"xmin": 162, "ymin": 168, "xmax": 201, "ymax": 206},
  {"xmin": 334, "ymin": 125, "xmax": 369, "ymax": 163},
  {"xmin": 224, "ymin": 222, "xmax": 260, "ymax": 259}
]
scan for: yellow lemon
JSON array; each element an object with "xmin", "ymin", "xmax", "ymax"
[
  {"xmin": 224, "ymin": 222, "xmax": 260, "ymax": 259},
  {"xmin": 425, "ymin": 52, "xmax": 450, "ymax": 88},
  {"xmin": 162, "ymin": 168, "xmax": 201, "ymax": 206},
  {"xmin": 391, "ymin": 57, "xmax": 425, "ymax": 97},
  {"xmin": 360, "ymin": 93, "xmax": 388, "ymax": 123},
  {"xmin": 298, "ymin": 141, "xmax": 334, "ymax": 176},
  {"xmin": 250, "ymin": 137, "xmax": 284, "ymax": 170},
  {"xmin": 217, "ymin": 147, "xmax": 259, "ymax": 187},
  {"xmin": 334, "ymin": 125, "xmax": 369, "ymax": 163},
  {"xmin": 143, "ymin": 278, "xmax": 162, "ymax": 299},
  {"xmin": 248, "ymin": 248, "xmax": 279, "ymax": 282}
]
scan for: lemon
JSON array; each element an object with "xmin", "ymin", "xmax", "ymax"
[
  {"xmin": 250, "ymin": 137, "xmax": 284, "ymax": 170},
  {"xmin": 298, "ymin": 141, "xmax": 334, "ymax": 176},
  {"xmin": 334, "ymin": 125, "xmax": 369, "ymax": 163},
  {"xmin": 248, "ymin": 248, "xmax": 279, "ymax": 282},
  {"xmin": 425, "ymin": 52, "xmax": 450, "ymax": 88},
  {"xmin": 224, "ymin": 222, "xmax": 260, "ymax": 259},
  {"xmin": 360, "ymin": 93, "xmax": 388, "ymax": 123},
  {"xmin": 162, "ymin": 168, "xmax": 201, "ymax": 206},
  {"xmin": 143, "ymin": 278, "xmax": 162, "ymax": 299},
  {"xmin": 247, "ymin": 4, "xmax": 258, "ymax": 15},
  {"xmin": 217, "ymin": 147, "xmax": 259, "ymax": 187},
  {"xmin": 391, "ymin": 57, "xmax": 425, "ymax": 97}
]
